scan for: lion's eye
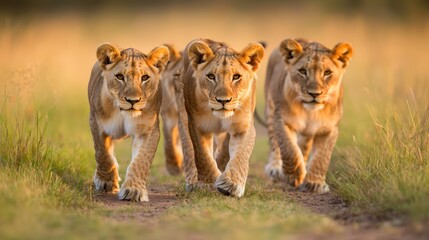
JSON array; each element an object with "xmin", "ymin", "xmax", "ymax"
[
  {"xmin": 207, "ymin": 74, "xmax": 215, "ymax": 81},
  {"xmin": 115, "ymin": 74, "xmax": 125, "ymax": 81},
  {"xmin": 324, "ymin": 70, "xmax": 332, "ymax": 76},
  {"xmin": 232, "ymin": 74, "xmax": 241, "ymax": 81},
  {"xmin": 298, "ymin": 69, "xmax": 307, "ymax": 75},
  {"xmin": 141, "ymin": 75, "xmax": 150, "ymax": 82}
]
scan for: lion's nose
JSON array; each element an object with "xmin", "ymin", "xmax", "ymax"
[
  {"xmin": 307, "ymin": 90, "xmax": 322, "ymax": 98},
  {"xmin": 215, "ymin": 97, "xmax": 232, "ymax": 105},
  {"xmin": 125, "ymin": 97, "xmax": 141, "ymax": 105}
]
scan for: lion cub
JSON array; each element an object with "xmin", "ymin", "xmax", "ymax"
[
  {"xmin": 88, "ymin": 43, "xmax": 169, "ymax": 202},
  {"xmin": 264, "ymin": 39, "xmax": 353, "ymax": 193},
  {"xmin": 175, "ymin": 39, "xmax": 265, "ymax": 197},
  {"xmin": 159, "ymin": 44, "xmax": 184, "ymax": 175},
  {"xmin": 160, "ymin": 44, "xmax": 232, "ymax": 176}
]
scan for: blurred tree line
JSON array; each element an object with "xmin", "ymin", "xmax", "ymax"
[{"xmin": 1, "ymin": 0, "xmax": 428, "ymax": 21}]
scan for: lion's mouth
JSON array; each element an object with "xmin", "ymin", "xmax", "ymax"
[
  {"xmin": 212, "ymin": 108, "xmax": 233, "ymax": 112},
  {"xmin": 302, "ymin": 100, "xmax": 324, "ymax": 104},
  {"xmin": 119, "ymin": 107, "xmax": 141, "ymax": 112},
  {"xmin": 211, "ymin": 108, "xmax": 235, "ymax": 119},
  {"xmin": 119, "ymin": 107, "xmax": 142, "ymax": 118}
]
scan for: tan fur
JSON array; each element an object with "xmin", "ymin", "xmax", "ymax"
[
  {"xmin": 160, "ymin": 44, "xmax": 230, "ymax": 176},
  {"xmin": 88, "ymin": 43, "xmax": 169, "ymax": 202},
  {"xmin": 160, "ymin": 44, "xmax": 184, "ymax": 175},
  {"xmin": 175, "ymin": 39, "xmax": 264, "ymax": 197},
  {"xmin": 264, "ymin": 39, "xmax": 353, "ymax": 193}
]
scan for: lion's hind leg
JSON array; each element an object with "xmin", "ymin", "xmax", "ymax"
[
  {"xmin": 162, "ymin": 120, "xmax": 183, "ymax": 175},
  {"xmin": 214, "ymin": 132, "xmax": 230, "ymax": 172},
  {"xmin": 299, "ymin": 129, "xmax": 338, "ymax": 194}
]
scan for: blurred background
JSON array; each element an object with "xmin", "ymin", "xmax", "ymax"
[{"xmin": 1, "ymin": 0, "xmax": 428, "ymax": 146}]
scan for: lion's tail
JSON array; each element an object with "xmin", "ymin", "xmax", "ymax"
[{"xmin": 254, "ymin": 109, "xmax": 267, "ymax": 128}]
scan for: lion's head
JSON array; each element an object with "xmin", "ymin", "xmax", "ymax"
[
  {"xmin": 96, "ymin": 43, "xmax": 169, "ymax": 117},
  {"xmin": 279, "ymin": 39, "xmax": 353, "ymax": 110},
  {"xmin": 187, "ymin": 40, "xmax": 264, "ymax": 119},
  {"xmin": 161, "ymin": 44, "xmax": 182, "ymax": 109}
]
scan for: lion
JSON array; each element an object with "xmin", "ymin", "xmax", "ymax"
[
  {"xmin": 263, "ymin": 39, "xmax": 353, "ymax": 193},
  {"xmin": 174, "ymin": 39, "xmax": 265, "ymax": 197},
  {"xmin": 88, "ymin": 43, "xmax": 169, "ymax": 202},
  {"xmin": 160, "ymin": 44, "xmax": 232, "ymax": 176},
  {"xmin": 160, "ymin": 44, "xmax": 184, "ymax": 176}
]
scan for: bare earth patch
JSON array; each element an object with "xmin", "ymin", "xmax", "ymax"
[{"xmin": 93, "ymin": 184, "xmax": 177, "ymax": 224}]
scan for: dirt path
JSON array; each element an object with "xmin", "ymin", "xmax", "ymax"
[
  {"xmin": 94, "ymin": 184, "xmax": 178, "ymax": 224},
  {"xmin": 93, "ymin": 181, "xmax": 427, "ymax": 239},
  {"xmin": 286, "ymin": 189, "xmax": 428, "ymax": 239}
]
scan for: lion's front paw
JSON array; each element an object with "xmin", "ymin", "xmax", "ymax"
[
  {"xmin": 265, "ymin": 161, "xmax": 284, "ymax": 182},
  {"xmin": 299, "ymin": 180, "xmax": 330, "ymax": 194},
  {"xmin": 185, "ymin": 182, "xmax": 197, "ymax": 192},
  {"xmin": 118, "ymin": 181, "xmax": 149, "ymax": 202},
  {"xmin": 215, "ymin": 173, "xmax": 245, "ymax": 198},
  {"xmin": 93, "ymin": 171, "xmax": 120, "ymax": 193}
]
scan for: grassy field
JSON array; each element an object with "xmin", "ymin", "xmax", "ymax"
[{"xmin": 1, "ymin": 6, "xmax": 428, "ymax": 239}]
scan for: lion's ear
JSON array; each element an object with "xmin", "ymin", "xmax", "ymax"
[
  {"xmin": 279, "ymin": 39, "xmax": 303, "ymax": 64},
  {"xmin": 332, "ymin": 42, "xmax": 353, "ymax": 68},
  {"xmin": 188, "ymin": 41, "xmax": 214, "ymax": 69},
  {"xmin": 147, "ymin": 46, "xmax": 170, "ymax": 71},
  {"xmin": 239, "ymin": 43, "xmax": 265, "ymax": 71},
  {"xmin": 96, "ymin": 43, "xmax": 121, "ymax": 70},
  {"xmin": 163, "ymin": 44, "xmax": 182, "ymax": 62}
]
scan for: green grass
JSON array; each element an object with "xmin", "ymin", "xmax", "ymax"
[{"xmin": 0, "ymin": 104, "xmax": 93, "ymax": 238}]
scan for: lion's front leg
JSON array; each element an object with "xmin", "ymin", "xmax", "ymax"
[
  {"xmin": 264, "ymin": 97, "xmax": 283, "ymax": 181},
  {"xmin": 273, "ymin": 109, "xmax": 306, "ymax": 187},
  {"xmin": 91, "ymin": 116, "xmax": 120, "ymax": 193},
  {"xmin": 118, "ymin": 125, "xmax": 160, "ymax": 202},
  {"xmin": 215, "ymin": 126, "xmax": 255, "ymax": 198},
  {"xmin": 300, "ymin": 128, "xmax": 338, "ymax": 194},
  {"xmin": 174, "ymin": 80, "xmax": 198, "ymax": 191}
]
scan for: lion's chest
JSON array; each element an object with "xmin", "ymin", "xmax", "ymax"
[
  {"xmin": 99, "ymin": 112, "xmax": 136, "ymax": 140},
  {"xmin": 286, "ymin": 111, "xmax": 337, "ymax": 136},
  {"xmin": 195, "ymin": 113, "xmax": 231, "ymax": 134}
]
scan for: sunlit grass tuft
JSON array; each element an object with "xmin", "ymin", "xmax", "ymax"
[
  {"xmin": 331, "ymin": 102, "xmax": 429, "ymax": 220},
  {"xmin": 0, "ymin": 100, "xmax": 95, "ymax": 238}
]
